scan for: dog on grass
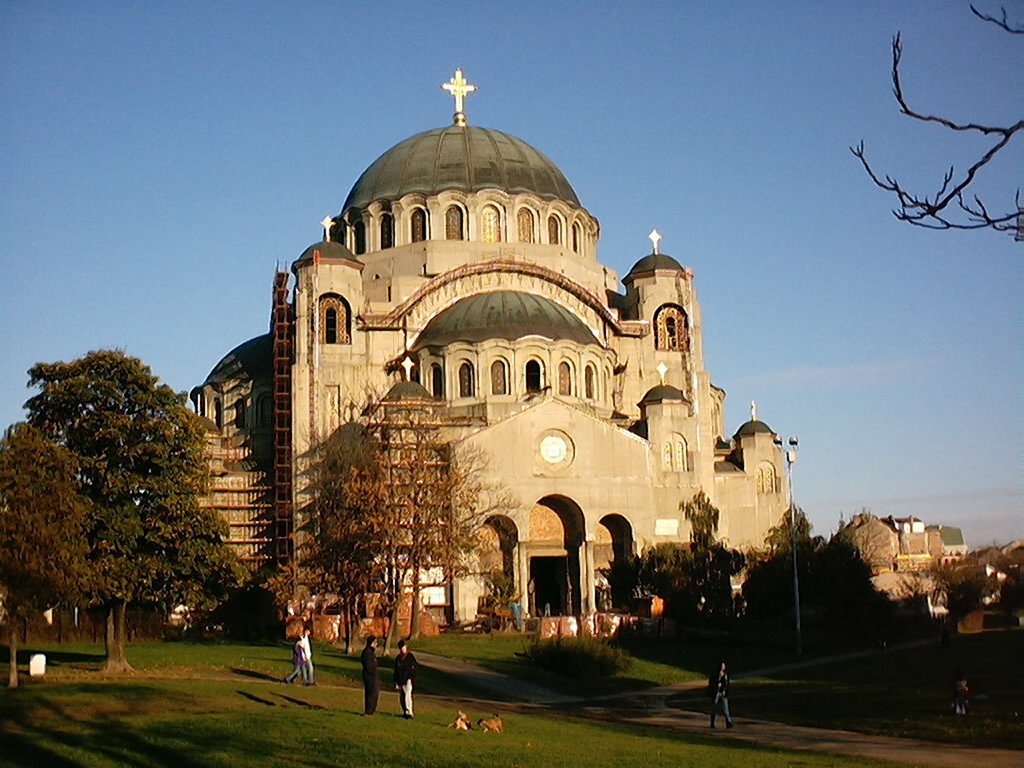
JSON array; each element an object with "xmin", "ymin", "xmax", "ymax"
[
  {"xmin": 448, "ymin": 711, "xmax": 472, "ymax": 730},
  {"xmin": 477, "ymin": 714, "xmax": 504, "ymax": 733}
]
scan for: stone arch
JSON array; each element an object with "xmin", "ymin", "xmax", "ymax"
[
  {"xmin": 595, "ymin": 514, "xmax": 635, "ymax": 611},
  {"xmin": 527, "ymin": 495, "xmax": 585, "ymax": 616},
  {"xmin": 479, "ymin": 514, "xmax": 519, "ymax": 584}
]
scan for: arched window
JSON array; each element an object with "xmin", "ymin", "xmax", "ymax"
[
  {"xmin": 481, "ymin": 205, "xmax": 502, "ymax": 243},
  {"xmin": 572, "ymin": 221, "xmax": 581, "ymax": 253},
  {"xmin": 234, "ymin": 398, "xmax": 247, "ymax": 429},
  {"xmin": 213, "ymin": 398, "xmax": 223, "ymax": 430},
  {"xmin": 557, "ymin": 361, "xmax": 572, "ymax": 396},
  {"xmin": 547, "ymin": 214, "xmax": 561, "ymax": 245},
  {"xmin": 517, "ymin": 208, "xmax": 535, "ymax": 243},
  {"xmin": 445, "ymin": 205, "xmax": 464, "ymax": 240},
  {"xmin": 584, "ymin": 364, "xmax": 596, "ymax": 400},
  {"xmin": 379, "ymin": 213, "xmax": 394, "ymax": 249},
  {"xmin": 490, "ymin": 359, "xmax": 508, "ymax": 395},
  {"xmin": 663, "ymin": 434, "xmax": 688, "ymax": 472},
  {"xmin": 653, "ymin": 304, "xmax": 689, "ymax": 352},
  {"xmin": 411, "ymin": 208, "xmax": 428, "ymax": 242},
  {"xmin": 256, "ymin": 394, "xmax": 272, "ymax": 426},
  {"xmin": 458, "ymin": 362, "xmax": 475, "ymax": 398},
  {"xmin": 430, "ymin": 363, "xmax": 444, "ymax": 399},
  {"xmin": 353, "ymin": 220, "xmax": 366, "ymax": 255},
  {"xmin": 319, "ymin": 295, "xmax": 351, "ymax": 344},
  {"xmin": 525, "ymin": 360, "xmax": 543, "ymax": 393},
  {"xmin": 756, "ymin": 464, "xmax": 777, "ymax": 494}
]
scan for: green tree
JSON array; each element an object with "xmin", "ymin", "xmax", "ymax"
[
  {"xmin": 680, "ymin": 491, "xmax": 744, "ymax": 624},
  {"xmin": 26, "ymin": 350, "xmax": 243, "ymax": 672},
  {"xmin": 0, "ymin": 423, "xmax": 89, "ymax": 688}
]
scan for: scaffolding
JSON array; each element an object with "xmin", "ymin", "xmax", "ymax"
[{"xmin": 272, "ymin": 271, "xmax": 294, "ymax": 566}]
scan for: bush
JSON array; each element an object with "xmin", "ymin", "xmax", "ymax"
[{"xmin": 526, "ymin": 636, "xmax": 631, "ymax": 678}]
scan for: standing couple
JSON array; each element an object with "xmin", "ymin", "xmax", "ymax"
[{"xmin": 361, "ymin": 636, "xmax": 417, "ymax": 719}]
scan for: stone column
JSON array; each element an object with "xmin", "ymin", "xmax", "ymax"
[{"xmin": 517, "ymin": 542, "xmax": 531, "ymax": 617}]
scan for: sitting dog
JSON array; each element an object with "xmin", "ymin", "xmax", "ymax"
[
  {"xmin": 477, "ymin": 714, "xmax": 504, "ymax": 733},
  {"xmin": 448, "ymin": 711, "xmax": 472, "ymax": 731}
]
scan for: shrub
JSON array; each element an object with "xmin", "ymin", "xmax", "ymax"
[{"xmin": 526, "ymin": 636, "xmax": 631, "ymax": 678}]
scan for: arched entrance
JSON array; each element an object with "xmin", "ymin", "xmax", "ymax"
[
  {"xmin": 525, "ymin": 496, "xmax": 585, "ymax": 616},
  {"xmin": 478, "ymin": 514, "xmax": 518, "ymax": 592},
  {"xmin": 595, "ymin": 514, "xmax": 635, "ymax": 611}
]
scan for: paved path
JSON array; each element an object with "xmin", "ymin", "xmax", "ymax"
[{"xmin": 416, "ymin": 649, "xmax": 1022, "ymax": 768}]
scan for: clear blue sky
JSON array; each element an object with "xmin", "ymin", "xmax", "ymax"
[{"xmin": 2, "ymin": 1, "xmax": 1021, "ymax": 545}]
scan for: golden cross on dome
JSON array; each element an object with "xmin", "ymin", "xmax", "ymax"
[
  {"xmin": 321, "ymin": 216, "xmax": 334, "ymax": 243},
  {"xmin": 442, "ymin": 68, "xmax": 478, "ymax": 126}
]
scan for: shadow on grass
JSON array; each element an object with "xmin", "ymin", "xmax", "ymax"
[
  {"xmin": 272, "ymin": 692, "xmax": 327, "ymax": 710},
  {"xmin": 237, "ymin": 690, "xmax": 277, "ymax": 706},
  {"xmin": 230, "ymin": 667, "xmax": 280, "ymax": 682}
]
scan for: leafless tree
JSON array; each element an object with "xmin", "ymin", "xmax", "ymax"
[{"xmin": 852, "ymin": 4, "xmax": 1022, "ymax": 236}]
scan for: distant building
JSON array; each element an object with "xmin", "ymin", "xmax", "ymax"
[{"xmin": 840, "ymin": 513, "xmax": 967, "ymax": 575}]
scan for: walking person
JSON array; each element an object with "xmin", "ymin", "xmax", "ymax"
[
  {"xmin": 299, "ymin": 627, "xmax": 315, "ymax": 685},
  {"xmin": 361, "ymin": 635, "xmax": 380, "ymax": 715},
  {"xmin": 284, "ymin": 633, "xmax": 307, "ymax": 684},
  {"xmin": 393, "ymin": 639, "xmax": 418, "ymax": 719},
  {"xmin": 952, "ymin": 667, "xmax": 969, "ymax": 715},
  {"xmin": 709, "ymin": 660, "xmax": 734, "ymax": 729}
]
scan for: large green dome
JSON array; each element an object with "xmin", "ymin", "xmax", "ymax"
[
  {"xmin": 342, "ymin": 126, "xmax": 580, "ymax": 212},
  {"xmin": 413, "ymin": 291, "xmax": 598, "ymax": 349}
]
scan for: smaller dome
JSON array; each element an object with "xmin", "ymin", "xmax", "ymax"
[
  {"xmin": 203, "ymin": 334, "xmax": 272, "ymax": 387},
  {"xmin": 295, "ymin": 240, "xmax": 358, "ymax": 265},
  {"xmin": 413, "ymin": 291, "xmax": 598, "ymax": 349},
  {"xmin": 734, "ymin": 420, "xmax": 776, "ymax": 438},
  {"xmin": 383, "ymin": 380, "xmax": 434, "ymax": 402},
  {"xmin": 639, "ymin": 384, "xmax": 688, "ymax": 405},
  {"xmin": 624, "ymin": 252, "xmax": 684, "ymax": 281}
]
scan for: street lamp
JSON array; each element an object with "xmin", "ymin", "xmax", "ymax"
[{"xmin": 785, "ymin": 436, "xmax": 801, "ymax": 655}]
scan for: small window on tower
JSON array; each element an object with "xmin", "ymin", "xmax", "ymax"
[
  {"xmin": 445, "ymin": 205, "xmax": 465, "ymax": 240},
  {"xmin": 517, "ymin": 208, "xmax": 535, "ymax": 243},
  {"xmin": 572, "ymin": 221, "xmax": 581, "ymax": 253},
  {"xmin": 411, "ymin": 208, "xmax": 428, "ymax": 242},
  {"xmin": 431, "ymin": 363, "xmax": 444, "ymax": 398},
  {"xmin": 490, "ymin": 359, "xmax": 509, "ymax": 395},
  {"xmin": 558, "ymin": 361, "xmax": 572, "ymax": 396},
  {"xmin": 353, "ymin": 220, "xmax": 366, "ymax": 254},
  {"xmin": 379, "ymin": 213, "xmax": 394, "ymax": 249},
  {"xmin": 458, "ymin": 362, "xmax": 475, "ymax": 398},
  {"xmin": 481, "ymin": 205, "xmax": 502, "ymax": 243},
  {"xmin": 584, "ymin": 364, "xmax": 596, "ymax": 399},
  {"xmin": 525, "ymin": 360, "xmax": 543, "ymax": 393},
  {"xmin": 547, "ymin": 215, "xmax": 561, "ymax": 245}
]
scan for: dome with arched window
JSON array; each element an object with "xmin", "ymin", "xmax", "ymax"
[{"xmin": 342, "ymin": 126, "xmax": 580, "ymax": 214}]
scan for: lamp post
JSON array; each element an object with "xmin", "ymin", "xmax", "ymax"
[{"xmin": 785, "ymin": 436, "xmax": 801, "ymax": 655}]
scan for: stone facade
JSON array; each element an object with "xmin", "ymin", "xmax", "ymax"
[{"xmin": 192, "ymin": 83, "xmax": 791, "ymax": 620}]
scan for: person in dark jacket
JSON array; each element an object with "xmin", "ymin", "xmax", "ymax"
[
  {"xmin": 360, "ymin": 635, "xmax": 380, "ymax": 715},
  {"xmin": 393, "ymin": 639, "xmax": 418, "ymax": 719},
  {"xmin": 709, "ymin": 660, "xmax": 734, "ymax": 728}
]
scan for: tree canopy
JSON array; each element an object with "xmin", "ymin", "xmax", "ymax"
[
  {"xmin": 0, "ymin": 423, "xmax": 89, "ymax": 687},
  {"xmin": 25, "ymin": 350, "xmax": 242, "ymax": 671}
]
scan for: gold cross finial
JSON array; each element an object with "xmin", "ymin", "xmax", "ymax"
[
  {"xmin": 442, "ymin": 68, "xmax": 478, "ymax": 126},
  {"xmin": 320, "ymin": 216, "xmax": 334, "ymax": 243}
]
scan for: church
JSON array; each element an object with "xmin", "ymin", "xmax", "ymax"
[{"xmin": 192, "ymin": 70, "xmax": 791, "ymax": 623}]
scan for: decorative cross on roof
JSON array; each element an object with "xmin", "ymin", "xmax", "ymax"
[
  {"xmin": 656, "ymin": 362, "xmax": 669, "ymax": 385},
  {"xmin": 750, "ymin": 400, "xmax": 758, "ymax": 422},
  {"xmin": 321, "ymin": 216, "xmax": 334, "ymax": 243},
  {"xmin": 442, "ymin": 68, "xmax": 478, "ymax": 127},
  {"xmin": 400, "ymin": 356, "xmax": 415, "ymax": 382},
  {"xmin": 648, "ymin": 229, "xmax": 662, "ymax": 254}
]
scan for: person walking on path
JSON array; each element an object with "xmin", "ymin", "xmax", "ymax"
[
  {"xmin": 284, "ymin": 633, "xmax": 307, "ymax": 684},
  {"xmin": 394, "ymin": 639, "xmax": 418, "ymax": 719},
  {"xmin": 361, "ymin": 635, "xmax": 380, "ymax": 715},
  {"xmin": 709, "ymin": 660, "xmax": 734, "ymax": 729},
  {"xmin": 299, "ymin": 627, "xmax": 315, "ymax": 685},
  {"xmin": 952, "ymin": 667, "xmax": 969, "ymax": 715}
]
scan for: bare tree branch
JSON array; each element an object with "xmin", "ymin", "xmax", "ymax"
[
  {"xmin": 971, "ymin": 4, "xmax": 1024, "ymax": 33},
  {"xmin": 852, "ymin": 13, "xmax": 1023, "ymax": 236}
]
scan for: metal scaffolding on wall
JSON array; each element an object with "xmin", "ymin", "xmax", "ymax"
[{"xmin": 272, "ymin": 271, "xmax": 294, "ymax": 566}]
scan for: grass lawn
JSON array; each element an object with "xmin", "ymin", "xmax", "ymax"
[
  {"xmin": 0, "ymin": 676, "xmax": 899, "ymax": 768},
  {"xmin": 413, "ymin": 632, "xmax": 801, "ymax": 698},
  {"xmin": 666, "ymin": 629, "xmax": 1024, "ymax": 749}
]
